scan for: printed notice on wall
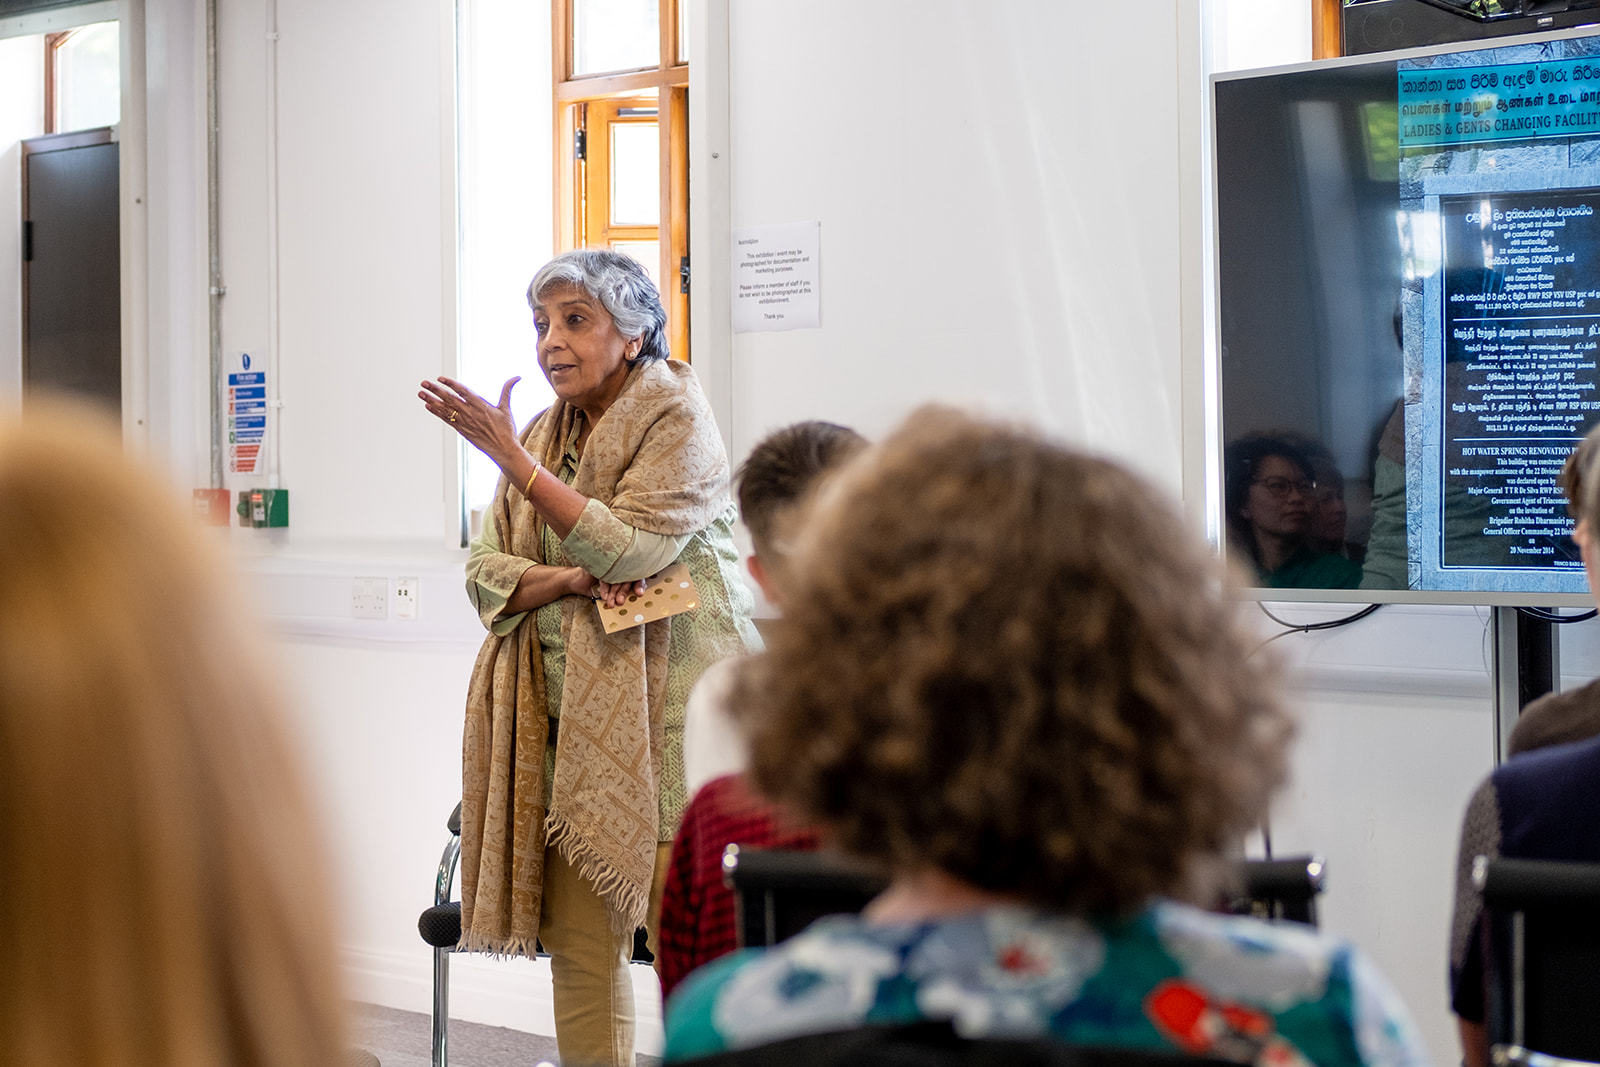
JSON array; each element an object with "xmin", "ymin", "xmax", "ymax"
[
  {"xmin": 733, "ymin": 221, "xmax": 821, "ymax": 333},
  {"xmin": 228, "ymin": 351, "xmax": 266, "ymax": 475}
]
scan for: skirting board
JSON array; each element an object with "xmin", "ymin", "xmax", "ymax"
[{"xmin": 342, "ymin": 947, "xmax": 665, "ymax": 1057}]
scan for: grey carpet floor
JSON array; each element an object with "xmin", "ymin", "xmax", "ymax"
[{"xmin": 350, "ymin": 1003, "xmax": 662, "ymax": 1067}]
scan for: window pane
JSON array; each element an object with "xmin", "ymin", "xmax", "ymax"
[
  {"xmin": 677, "ymin": 0, "xmax": 688, "ymax": 64},
  {"xmin": 457, "ymin": 0, "xmax": 555, "ymax": 520},
  {"xmin": 55, "ymin": 22, "xmax": 119, "ymax": 133},
  {"xmin": 610, "ymin": 121, "xmax": 659, "ymax": 226},
  {"xmin": 573, "ymin": 0, "xmax": 659, "ymax": 76},
  {"xmin": 611, "ymin": 240, "xmax": 659, "ymax": 290}
]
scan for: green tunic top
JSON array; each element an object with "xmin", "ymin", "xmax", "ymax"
[
  {"xmin": 1261, "ymin": 544, "xmax": 1363, "ymax": 590},
  {"xmin": 466, "ymin": 426, "xmax": 759, "ymax": 838}
]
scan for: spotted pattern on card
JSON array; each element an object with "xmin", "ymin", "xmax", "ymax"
[{"xmin": 598, "ymin": 560, "xmax": 700, "ymax": 634}]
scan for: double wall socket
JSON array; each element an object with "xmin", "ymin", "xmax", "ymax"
[
  {"xmin": 351, "ymin": 576, "xmax": 420, "ymax": 620},
  {"xmin": 352, "ymin": 577, "xmax": 388, "ymax": 619},
  {"xmin": 393, "ymin": 576, "xmax": 419, "ymax": 619}
]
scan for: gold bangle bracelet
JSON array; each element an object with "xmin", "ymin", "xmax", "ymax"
[{"xmin": 524, "ymin": 464, "xmax": 540, "ymax": 498}]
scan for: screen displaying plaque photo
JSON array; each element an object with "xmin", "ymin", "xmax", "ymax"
[
  {"xmin": 1212, "ymin": 30, "xmax": 1600, "ymax": 604},
  {"xmin": 1432, "ymin": 189, "xmax": 1600, "ymax": 576}
]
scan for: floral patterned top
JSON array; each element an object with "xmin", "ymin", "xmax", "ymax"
[{"xmin": 663, "ymin": 901, "xmax": 1428, "ymax": 1066}]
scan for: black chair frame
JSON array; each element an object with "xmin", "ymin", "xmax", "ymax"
[
  {"xmin": 723, "ymin": 847, "xmax": 1327, "ymax": 950},
  {"xmin": 722, "ymin": 844, "xmax": 887, "ymax": 948},
  {"xmin": 1475, "ymin": 855, "xmax": 1600, "ymax": 1067},
  {"xmin": 679, "ymin": 1019, "xmax": 1239, "ymax": 1065},
  {"xmin": 415, "ymin": 804, "xmax": 463, "ymax": 1067},
  {"xmin": 1223, "ymin": 855, "xmax": 1326, "ymax": 927},
  {"xmin": 415, "ymin": 802, "xmax": 655, "ymax": 1066}
]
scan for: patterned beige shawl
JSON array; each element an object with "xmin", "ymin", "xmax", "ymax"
[{"xmin": 458, "ymin": 359, "xmax": 730, "ymax": 955}]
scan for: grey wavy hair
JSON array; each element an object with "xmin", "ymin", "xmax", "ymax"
[{"xmin": 526, "ymin": 249, "xmax": 670, "ymax": 362}]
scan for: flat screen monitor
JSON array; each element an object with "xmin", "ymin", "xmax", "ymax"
[{"xmin": 1212, "ymin": 27, "xmax": 1600, "ymax": 606}]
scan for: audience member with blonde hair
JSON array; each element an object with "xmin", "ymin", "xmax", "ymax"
[
  {"xmin": 664, "ymin": 407, "xmax": 1427, "ymax": 1065},
  {"xmin": 0, "ymin": 403, "xmax": 347, "ymax": 1065}
]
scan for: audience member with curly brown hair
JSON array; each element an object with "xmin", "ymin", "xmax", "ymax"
[{"xmin": 663, "ymin": 407, "xmax": 1427, "ymax": 1065}]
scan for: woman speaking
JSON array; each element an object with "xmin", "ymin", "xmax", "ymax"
[{"xmin": 420, "ymin": 249, "xmax": 757, "ymax": 1066}]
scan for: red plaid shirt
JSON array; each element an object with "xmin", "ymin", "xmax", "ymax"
[{"xmin": 656, "ymin": 774, "xmax": 822, "ymax": 999}]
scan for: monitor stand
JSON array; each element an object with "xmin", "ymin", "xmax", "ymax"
[{"xmin": 1492, "ymin": 607, "xmax": 1558, "ymax": 764}]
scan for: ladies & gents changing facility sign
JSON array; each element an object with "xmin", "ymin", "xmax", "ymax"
[{"xmin": 1400, "ymin": 57, "xmax": 1600, "ymax": 147}]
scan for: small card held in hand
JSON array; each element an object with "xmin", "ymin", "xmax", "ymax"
[{"xmin": 597, "ymin": 561, "xmax": 700, "ymax": 634}]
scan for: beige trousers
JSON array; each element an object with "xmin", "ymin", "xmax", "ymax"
[{"xmin": 539, "ymin": 842, "xmax": 673, "ymax": 1067}]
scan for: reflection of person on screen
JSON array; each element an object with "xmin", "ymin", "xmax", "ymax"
[
  {"xmin": 1359, "ymin": 401, "xmax": 1408, "ymax": 590},
  {"xmin": 1310, "ymin": 467, "xmax": 1351, "ymax": 558},
  {"xmin": 1224, "ymin": 434, "xmax": 1362, "ymax": 589},
  {"xmin": 1278, "ymin": 432, "xmax": 1364, "ymax": 564}
]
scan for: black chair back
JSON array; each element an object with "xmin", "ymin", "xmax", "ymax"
[
  {"xmin": 724, "ymin": 848, "xmax": 1328, "ymax": 949},
  {"xmin": 722, "ymin": 845, "xmax": 885, "ymax": 947},
  {"xmin": 1476, "ymin": 855, "xmax": 1600, "ymax": 1064},
  {"xmin": 1224, "ymin": 855, "xmax": 1326, "ymax": 927},
  {"xmin": 680, "ymin": 1021, "xmax": 1237, "ymax": 1066}
]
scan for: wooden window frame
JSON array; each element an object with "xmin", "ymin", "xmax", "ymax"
[
  {"xmin": 43, "ymin": 30, "xmax": 71, "ymax": 134},
  {"xmin": 44, "ymin": 25, "xmax": 121, "ymax": 135},
  {"xmin": 1313, "ymin": 0, "xmax": 1343, "ymax": 60},
  {"xmin": 553, "ymin": 0, "xmax": 690, "ymax": 362},
  {"xmin": 583, "ymin": 97, "xmax": 662, "ymax": 253}
]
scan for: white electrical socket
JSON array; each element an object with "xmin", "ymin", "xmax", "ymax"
[
  {"xmin": 393, "ymin": 576, "xmax": 419, "ymax": 620},
  {"xmin": 352, "ymin": 577, "xmax": 388, "ymax": 620}
]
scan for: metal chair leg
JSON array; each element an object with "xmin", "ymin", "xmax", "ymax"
[
  {"xmin": 431, "ymin": 944, "xmax": 450, "ymax": 1067},
  {"xmin": 431, "ymin": 831, "xmax": 461, "ymax": 1067}
]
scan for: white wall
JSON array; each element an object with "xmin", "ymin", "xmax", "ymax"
[
  {"xmin": 1264, "ymin": 604, "xmax": 1494, "ymax": 1060},
  {"xmin": 138, "ymin": 0, "xmax": 205, "ymax": 478},
  {"xmin": 723, "ymin": 2, "xmax": 1186, "ymax": 494},
  {"xmin": 1208, "ymin": 0, "xmax": 1313, "ymax": 73},
  {"xmin": 214, "ymin": 0, "xmax": 455, "ymax": 544}
]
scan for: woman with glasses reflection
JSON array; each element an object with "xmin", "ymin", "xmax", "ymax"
[{"xmin": 1224, "ymin": 433, "xmax": 1362, "ymax": 589}]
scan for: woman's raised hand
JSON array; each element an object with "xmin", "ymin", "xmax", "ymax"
[{"xmin": 419, "ymin": 375, "xmax": 522, "ymax": 465}]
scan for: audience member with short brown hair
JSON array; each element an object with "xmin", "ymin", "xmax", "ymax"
[
  {"xmin": 735, "ymin": 418, "xmax": 867, "ymax": 581},
  {"xmin": 660, "ymin": 419, "xmax": 865, "ymax": 997},
  {"xmin": 680, "ymin": 419, "xmax": 866, "ymax": 794}
]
